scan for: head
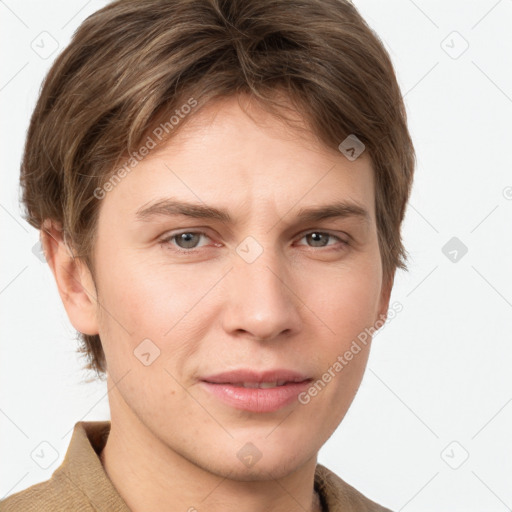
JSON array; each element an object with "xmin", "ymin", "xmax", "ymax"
[{"xmin": 22, "ymin": 0, "xmax": 414, "ymax": 480}]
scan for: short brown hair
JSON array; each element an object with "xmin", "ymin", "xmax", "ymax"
[{"xmin": 21, "ymin": 0, "xmax": 415, "ymax": 377}]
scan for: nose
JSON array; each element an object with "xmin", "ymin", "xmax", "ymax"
[{"xmin": 221, "ymin": 245, "xmax": 303, "ymax": 342}]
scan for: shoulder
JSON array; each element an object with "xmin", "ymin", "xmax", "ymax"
[
  {"xmin": 2, "ymin": 421, "xmax": 129, "ymax": 512},
  {"xmin": 0, "ymin": 471, "xmax": 94, "ymax": 512},
  {"xmin": 315, "ymin": 463, "xmax": 393, "ymax": 512}
]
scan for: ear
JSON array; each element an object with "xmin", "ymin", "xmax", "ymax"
[
  {"xmin": 376, "ymin": 272, "xmax": 394, "ymax": 324},
  {"xmin": 41, "ymin": 220, "xmax": 99, "ymax": 336}
]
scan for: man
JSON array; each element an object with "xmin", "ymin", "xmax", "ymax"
[{"xmin": 1, "ymin": 0, "xmax": 415, "ymax": 510}]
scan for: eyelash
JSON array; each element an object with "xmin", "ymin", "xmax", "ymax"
[{"xmin": 159, "ymin": 230, "xmax": 349, "ymax": 254}]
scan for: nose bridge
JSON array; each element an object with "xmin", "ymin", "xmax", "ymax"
[{"xmin": 222, "ymin": 237, "xmax": 302, "ymax": 340}]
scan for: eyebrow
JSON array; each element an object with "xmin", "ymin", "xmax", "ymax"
[{"xmin": 135, "ymin": 198, "xmax": 371, "ymax": 225}]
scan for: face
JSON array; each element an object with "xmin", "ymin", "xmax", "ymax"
[{"xmin": 77, "ymin": 95, "xmax": 391, "ymax": 480}]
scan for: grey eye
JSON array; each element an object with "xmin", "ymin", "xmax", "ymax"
[{"xmin": 173, "ymin": 232, "xmax": 203, "ymax": 249}]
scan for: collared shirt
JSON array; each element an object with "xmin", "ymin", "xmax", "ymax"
[{"xmin": 1, "ymin": 421, "xmax": 393, "ymax": 511}]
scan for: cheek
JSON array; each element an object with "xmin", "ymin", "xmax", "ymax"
[
  {"xmin": 298, "ymin": 269, "xmax": 380, "ymax": 432},
  {"xmin": 305, "ymin": 259, "xmax": 382, "ymax": 343},
  {"xmin": 93, "ymin": 252, "xmax": 220, "ymax": 370},
  {"xmin": 96, "ymin": 252, "xmax": 193, "ymax": 328}
]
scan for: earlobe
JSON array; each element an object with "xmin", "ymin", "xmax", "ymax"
[{"xmin": 41, "ymin": 220, "xmax": 99, "ymax": 336}]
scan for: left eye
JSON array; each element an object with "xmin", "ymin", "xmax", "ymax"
[{"xmin": 298, "ymin": 231, "xmax": 346, "ymax": 248}]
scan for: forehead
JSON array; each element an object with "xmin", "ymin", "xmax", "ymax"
[{"xmin": 97, "ymin": 95, "xmax": 376, "ymax": 227}]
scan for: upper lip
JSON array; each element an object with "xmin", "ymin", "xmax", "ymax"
[{"xmin": 201, "ymin": 369, "xmax": 312, "ymax": 384}]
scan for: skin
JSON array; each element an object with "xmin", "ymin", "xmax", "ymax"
[{"xmin": 44, "ymin": 94, "xmax": 393, "ymax": 512}]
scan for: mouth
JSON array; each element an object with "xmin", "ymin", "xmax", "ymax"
[{"xmin": 200, "ymin": 369, "xmax": 313, "ymax": 413}]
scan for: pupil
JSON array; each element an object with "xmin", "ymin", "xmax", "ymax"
[
  {"xmin": 308, "ymin": 232, "xmax": 328, "ymax": 247},
  {"xmin": 178, "ymin": 233, "xmax": 198, "ymax": 248}
]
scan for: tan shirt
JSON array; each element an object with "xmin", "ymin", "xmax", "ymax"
[{"xmin": 1, "ymin": 421, "xmax": 392, "ymax": 511}]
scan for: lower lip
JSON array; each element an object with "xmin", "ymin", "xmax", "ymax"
[{"xmin": 200, "ymin": 380, "xmax": 312, "ymax": 413}]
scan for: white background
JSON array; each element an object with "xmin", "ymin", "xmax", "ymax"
[{"xmin": 1, "ymin": 1, "xmax": 511, "ymax": 510}]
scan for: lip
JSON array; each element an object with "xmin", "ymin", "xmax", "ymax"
[
  {"xmin": 201, "ymin": 369, "xmax": 311, "ymax": 384},
  {"xmin": 200, "ymin": 369, "xmax": 313, "ymax": 413}
]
